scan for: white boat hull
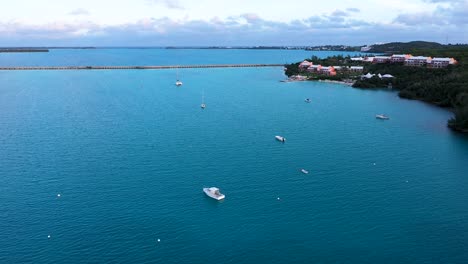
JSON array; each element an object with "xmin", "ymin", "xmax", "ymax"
[
  {"xmin": 203, "ymin": 187, "xmax": 225, "ymax": 200},
  {"xmin": 275, "ymin": 136, "xmax": 286, "ymax": 142},
  {"xmin": 376, "ymin": 115, "xmax": 389, "ymax": 120}
]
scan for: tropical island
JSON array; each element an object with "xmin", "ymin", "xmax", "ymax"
[{"xmin": 284, "ymin": 41, "xmax": 468, "ymax": 133}]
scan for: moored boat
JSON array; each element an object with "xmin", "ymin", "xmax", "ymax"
[
  {"xmin": 376, "ymin": 114, "xmax": 390, "ymax": 120},
  {"xmin": 275, "ymin": 135, "xmax": 286, "ymax": 142},
  {"xmin": 301, "ymin": 169, "xmax": 309, "ymax": 174},
  {"xmin": 203, "ymin": 187, "xmax": 225, "ymax": 200}
]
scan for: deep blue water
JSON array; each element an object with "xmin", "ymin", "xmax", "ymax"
[{"xmin": 1, "ymin": 49, "xmax": 468, "ymax": 263}]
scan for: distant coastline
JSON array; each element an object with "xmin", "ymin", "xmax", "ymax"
[{"xmin": 0, "ymin": 48, "xmax": 49, "ymax": 53}]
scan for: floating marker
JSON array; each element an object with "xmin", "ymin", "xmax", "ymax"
[
  {"xmin": 373, "ymin": 163, "xmax": 376, "ymax": 165},
  {"xmin": 277, "ymin": 197, "xmax": 280, "ymax": 200},
  {"xmin": 48, "ymin": 235, "xmax": 51, "ymax": 239},
  {"xmin": 157, "ymin": 238, "xmax": 161, "ymax": 242},
  {"xmin": 57, "ymin": 194, "xmax": 61, "ymax": 197}
]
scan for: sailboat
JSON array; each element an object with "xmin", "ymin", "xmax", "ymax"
[
  {"xmin": 175, "ymin": 67, "xmax": 183, "ymax": 86},
  {"xmin": 200, "ymin": 89, "xmax": 206, "ymax": 109}
]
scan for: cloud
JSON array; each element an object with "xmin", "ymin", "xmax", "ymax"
[
  {"xmin": 146, "ymin": 0, "xmax": 184, "ymax": 10},
  {"xmin": 331, "ymin": 10, "xmax": 348, "ymax": 17},
  {"xmin": 394, "ymin": 0, "xmax": 468, "ymax": 26},
  {"xmin": 68, "ymin": 8, "xmax": 90, "ymax": 16},
  {"xmin": 346, "ymin": 8, "xmax": 360, "ymax": 13},
  {"xmin": 0, "ymin": 11, "xmax": 467, "ymax": 46}
]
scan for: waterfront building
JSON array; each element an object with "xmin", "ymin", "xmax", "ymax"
[
  {"xmin": 373, "ymin": 56, "xmax": 391, "ymax": 64},
  {"xmin": 391, "ymin": 54, "xmax": 412, "ymax": 63},
  {"xmin": 427, "ymin": 57, "xmax": 458, "ymax": 68},
  {"xmin": 349, "ymin": 66, "xmax": 364, "ymax": 72},
  {"xmin": 405, "ymin": 56, "xmax": 431, "ymax": 67}
]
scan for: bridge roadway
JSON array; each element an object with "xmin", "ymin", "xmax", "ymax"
[{"xmin": 0, "ymin": 64, "xmax": 284, "ymax": 70}]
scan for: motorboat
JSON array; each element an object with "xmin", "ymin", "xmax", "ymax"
[
  {"xmin": 175, "ymin": 80, "xmax": 183, "ymax": 86},
  {"xmin": 301, "ymin": 169, "xmax": 309, "ymax": 174},
  {"xmin": 304, "ymin": 98, "xmax": 311, "ymax": 103},
  {"xmin": 376, "ymin": 114, "xmax": 390, "ymax": 120},
  {"xmin": 275, "ymin": 135, "xmax": 286, "ymax": 142},
  {"xmin": 203, "ymin": 187, "xmax": 225, "ymax": 200}
]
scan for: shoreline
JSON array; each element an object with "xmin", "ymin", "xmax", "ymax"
[{"xmin": 317, "ymin": 79, "xmax": 354, "ymax": 86}]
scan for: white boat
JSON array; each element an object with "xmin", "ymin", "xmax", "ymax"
[
  {"xmin": 175, "ymin": 68, "xmax": 183, "ymax": 86},
  {"xmin": 301, "ymin": 169, "xmax": 309, "ymax": 174},
  {"xmin": 305, "ymin": 98, "xmax": 311, "ymax": 103},
  {"xmin": 275, "ymin": 135, "xmax": 286, "ymax": 142},
  {"xmin": 200, "ymin": 89, "xmax": 206, "ymax": 109},
  {"xmin": 376, "ymin": 114, "xmax": 390, "ymax": 120},
  {"xmin": 203, "ymin": 187, "xmax": 225, "ymax": 200}
]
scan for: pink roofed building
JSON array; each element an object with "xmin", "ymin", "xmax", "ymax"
[
  {"xmin": 391, "ymin": 54, "xmax": 412, "ymax": 63},
  {"xmin": 427, "ymin": 57, "xmax": 458, "ymax": 68},
  {"xmin": 299, "ymin": 60, "xmax": 313, "ymax": 71},
  {"xmin": 405, "ymin": 56, "xmax": 431, "ymax": 67},
  {"xmin": 373, "ymin": 56, "xmax": 391, "ymax": 64}
]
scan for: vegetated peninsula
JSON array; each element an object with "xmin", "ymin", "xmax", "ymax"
[{"xmin": 284, "ymin": 41, "xmax": 468, "ymax": 133}]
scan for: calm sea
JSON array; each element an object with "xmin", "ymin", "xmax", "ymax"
[{"xmin": 1, "ymin": 49, "xmax": 467, "ymax": 264}]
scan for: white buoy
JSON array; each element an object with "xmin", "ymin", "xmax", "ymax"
[
  {"xmin": 48, "ymin": 235, "xmax": 51, "ymax": 239},
  {"xmin": 277, "ymin": 197, "xmax": 280, "ymax": 200},
  {"xmin": 57, "ymin": 194, "xmax": 61, "ymax": 198},
  {"xmin": 373, "ymin": 163, "xmax": 376, "ymax": 165},
  {"xmin": 157, "ymin": 238, "xmax": 161, "ymax": 242}
]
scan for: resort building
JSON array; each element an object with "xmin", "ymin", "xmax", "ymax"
[
  {"xmin": 391, "ymin": 54, "xmax": 411, "ymax": 63},
  {"xmin": 351, "ymin": 57, "xmax": 364, "ymax": 61},
  {"xmin": 318, "ymin": 66, "xmax": 336, "ymax": 76},
  {"xmin": 404, "ymin": 56, "xmax": 431, "ymax": 67},
  {"xmin": 299, "ymin": 60, "xmax": 313, "ymax": 70},
  {"xmin": 373, "ymin": 56, "xmax": 391, "ymax": 64},
  {"xmin": 427, "ymin": 57, "xmax": 458, "ymax": 68},
  {"xmin": 306, "ymin": 65, "xmax": 321, "ymax": 72},
  {"xmin": 349, "ymin": 66, "xmax": 364, "ymax": 72}
]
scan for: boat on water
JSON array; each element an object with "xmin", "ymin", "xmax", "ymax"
[
  {"xmin": 301, "ymin": 169, "xmax": 309, "ymax": 174},
  {"xmin": 305, "ymin": 98, "xmax": 311, "ymax": 103},
  {"xmin": 376, "ymin": 114, "xmax": 390, "ymax": 120},
  {"xmin": 201, "ymin": 89, "xmax": 206, "ymax": 109},
  {"xmin": 175, "ymin": 68, "xmax": 183, "ymax": 86},
  {"xmin": 275, "ymin": 135, "xmax": 286, "ymax": 142},
  {"xmin": 203, "ymin": 187, "xmax": 225, "ymax": 200}
]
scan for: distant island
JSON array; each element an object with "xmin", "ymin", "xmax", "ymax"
[
  {"xmin": 0, "ymin": 48, "xmax": 49, "ymax": 53},
  {"xmin": 284, "ymin": 41, "xmax": 468, "ymax": 133}
]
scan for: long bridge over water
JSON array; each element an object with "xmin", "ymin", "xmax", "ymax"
[{"xmin": 0, "ymin": 64, "xmax": 285, "ymax": 71}]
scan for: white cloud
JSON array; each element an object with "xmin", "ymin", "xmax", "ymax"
[
  {"xmin": 146, "ymin": 0, "xmax": 184, "ymax": 10},
  {"xmin": 68, "ymin": 8, "xmax": 90, "ymax": 16}
]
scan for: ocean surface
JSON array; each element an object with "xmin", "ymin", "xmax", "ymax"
[{"xmin": 1, "ymin": 49, "xmax": 468, "ymax": 263}]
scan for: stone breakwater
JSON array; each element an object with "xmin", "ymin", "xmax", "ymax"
[{"xmin": 0, "ymin": 64, "xmax": 284, "ymax": 71}]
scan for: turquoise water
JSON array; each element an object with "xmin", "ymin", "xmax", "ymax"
[
  {"xmin": 0, "ymin": 48, "xmax": 353, "ymax": 66},
  {"xmin": 1, "ymin": 50, "xmax": 468, "ymax": 263}
]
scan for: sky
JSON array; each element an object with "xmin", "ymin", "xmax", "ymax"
[{"xmin": 0, "ymin": 0, "xmax": 467, "ymax": 46}]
